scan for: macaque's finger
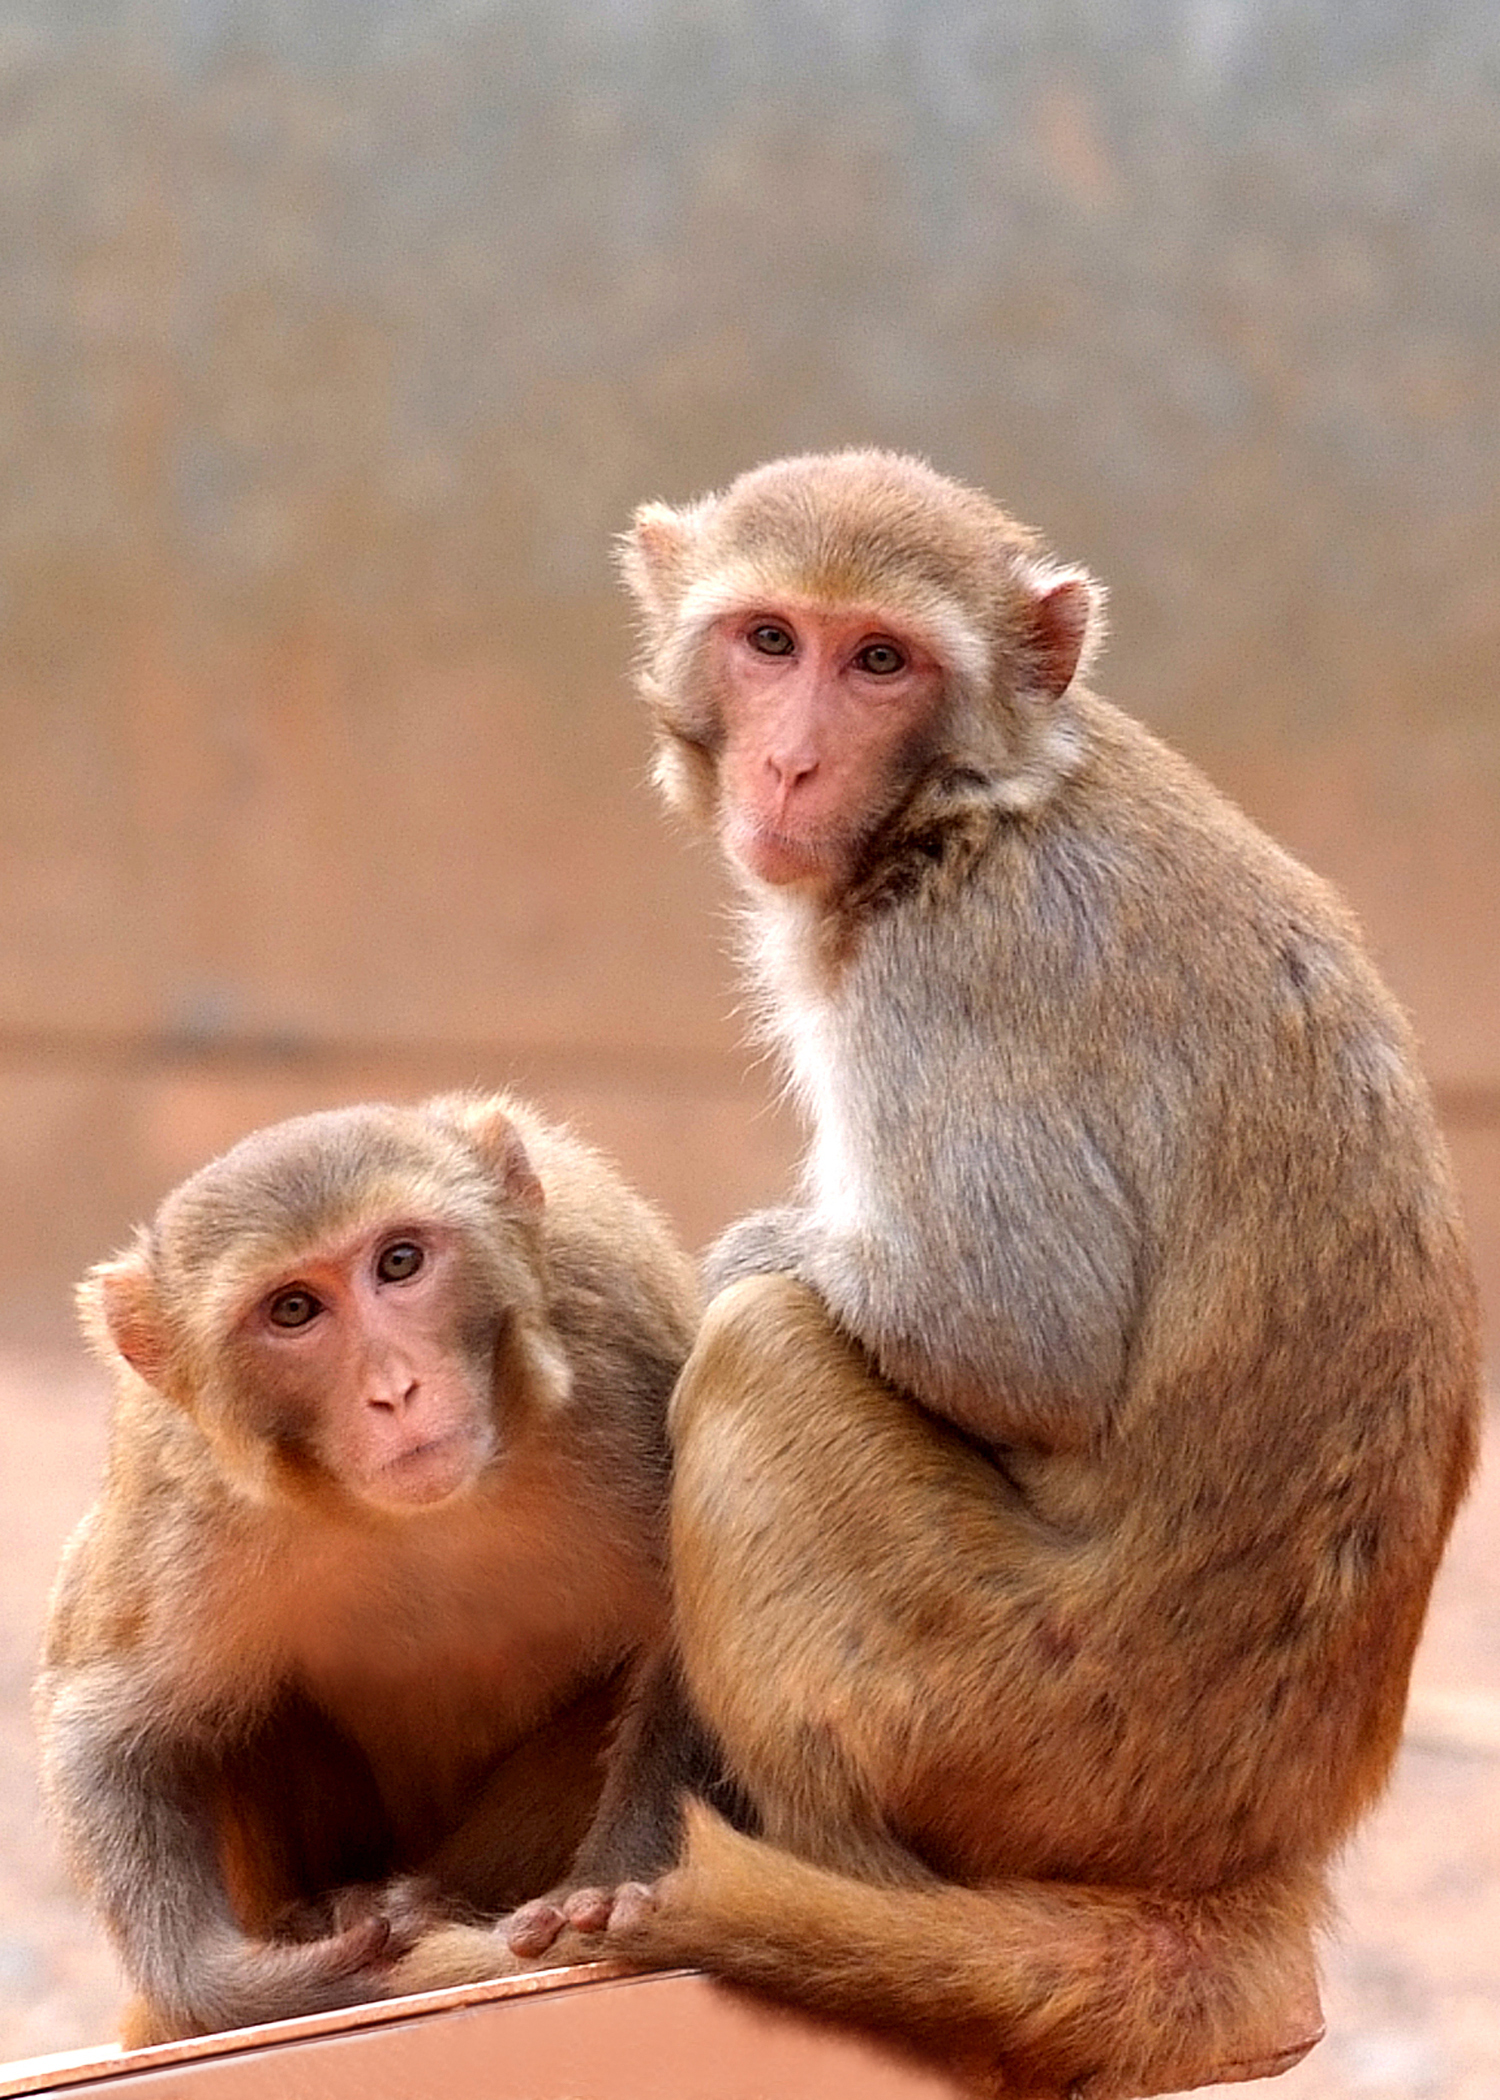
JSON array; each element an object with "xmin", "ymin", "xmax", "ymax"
[
  {"xmin": 560, "ymin": 1886, "xmax": 616, "ymax": 1933},
  {"xmin": 604, "ymin": 1881, "xmax": 660, "ymax": 1934},
  {"xmin": 504, "ymin": 1899, "xmax": 569, "ymax": 1958}
]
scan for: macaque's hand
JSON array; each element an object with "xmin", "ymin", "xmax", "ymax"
[{"xmin": 274, "ymin": 1875, "xmax": 442, "ymax": 1957}]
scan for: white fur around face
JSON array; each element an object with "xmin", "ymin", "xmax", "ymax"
[
  {"xmin": 745, "ymin": 893, "xmax": 872, "ymax": 1239},
  {"xmin": 988, "ymin": 712, "xmax": 1087, "ymax": 815}
]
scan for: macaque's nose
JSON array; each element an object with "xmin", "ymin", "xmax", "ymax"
[
  {"xmin": 367, "ymin": 1374, "xmax": 419, "ymax": 1415},
  {"xmin": 766, "ymin": 747, "xmax": 819, "ymax": 795}
]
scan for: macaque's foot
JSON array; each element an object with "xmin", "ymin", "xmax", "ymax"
[
  {"xmin": 272, "ymin": 1876, "xmax": 441, "ymax": 1964},
  {"xmin": 369, "ymin": 1875, "xmax": 456, "ymax": 1946},
  {"xmin": 504, "ymin": 1880, "xmax": 661, "ymax": 1958},
  {"xmin": 273, "ymin": 1885, "xmax": 377, "ymax": 1945},
  {"xmin": 310, "ymin": 1912, "xmax": 398, "ymax": 1981}
]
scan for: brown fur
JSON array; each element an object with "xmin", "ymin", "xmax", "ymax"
[
  {"xmin": 37, "ymin": 1093, "xmax": 699, "ymax": 2042},
  {"xmin": 551, "ymin": 450, "xmax": 1481, "ymax": 2098}
]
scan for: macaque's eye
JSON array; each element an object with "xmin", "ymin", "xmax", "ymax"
[
  {"xmin": 377, "ymin": 1241, "xmax": 424, "ymax": 1284},
  {"xmin": 268, "ymin": 1287, "xmax": 322, "ymax": 1330},
  {"xmin": 747, "ymin": 621, "xmax": 796, "ymax": 657},
  {"xmin": 855, "ymin": 640, "xmax": 907, "ymax": 676}
]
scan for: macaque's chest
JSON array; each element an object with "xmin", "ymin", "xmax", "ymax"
[
  {"xmin": 262, "ymin": 1508, "xmax": 637, "ymax": 1843},
  {"xmin": 774, "ymin": 979, "xmax": 878, "ymax": 1231},
  {"xmin": 759, "ymin": 907, "xmax": 967, "ymax": 1234}
]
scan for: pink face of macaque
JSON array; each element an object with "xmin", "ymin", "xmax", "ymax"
[
  {"xmin": 234, "ymin": 1221, "xmax": 497, "ymax": 1511},
  {"xmin": 707, "ymin": 604, "xmax": 946, "ymax": 891}
]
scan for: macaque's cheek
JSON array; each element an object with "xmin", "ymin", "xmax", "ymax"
[
  {"xmin": 718, "ymin": 738, "xmax": 774, "ymax": 821},
  {"xmin": 226, "ymin": 1355, "xmax": 319, "ymax": 1457}
]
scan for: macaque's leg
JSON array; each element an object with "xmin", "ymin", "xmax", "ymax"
[
  {"xmin": 415, "ymin": 1676, "xmax": 628, "ymax": 1915},
  {"xmin": 667, "ymin": 1274, "xmax": 1048, "ymax": 1885},
  {"xmin": 499, "ymin": 1647, "xmax": 748, "ymax": 1955}
]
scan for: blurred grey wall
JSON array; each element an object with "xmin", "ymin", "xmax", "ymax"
[{"xmin": 1, "ymin": 0, "xmax": 1497, "ymax": 1344}]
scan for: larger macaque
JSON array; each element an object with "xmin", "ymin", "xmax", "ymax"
[
  {"xmin": 36, "ymin": 1093, "xmax": 699, "ymax": 2044},
  {"xmin": 506, "ymin": 451, "xmax": 1481, "ymax": 2098}
]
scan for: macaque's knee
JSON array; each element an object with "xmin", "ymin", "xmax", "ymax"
[{"xmin": 671, "ymin": 1272, "xmax": 892, "ymax": 1461}]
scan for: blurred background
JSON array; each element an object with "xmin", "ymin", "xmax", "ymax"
[{"xmin": 0, "ymin": 2, "xmax": 1495, "ymax": 2094}]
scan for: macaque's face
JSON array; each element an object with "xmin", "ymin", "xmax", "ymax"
[
  {"xmin": 225, "ymin": 1215, "xmax": 498, "ymax": 1511},
  {"xmin": 707, "ymin": 603, "xmax": 946, "ymax": 891}
]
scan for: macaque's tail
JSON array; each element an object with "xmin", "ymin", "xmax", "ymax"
[{"xmin": 608, "ymin": 1801, "xmax": 1326, "ymax": 2099}]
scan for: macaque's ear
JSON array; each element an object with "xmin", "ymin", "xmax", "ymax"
[
  {"xmin": 426, "ymin": 1096, "xmax": 545, "ymax": 1216},
  {"xmin": 1014, "ymin": 561, "xmax": 1107, "ymax": 699},
  {"xmin": 617, "ymin": 500, "xmax": 711, "ymax": 624},
  {"xmin": 78, "ymin": 1249, "xmax": 170, "ymax": 1386}
]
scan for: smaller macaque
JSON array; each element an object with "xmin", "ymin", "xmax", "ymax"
[{"xmin": 36, "ymin": 1093, "xmax": 699, "ymax": 2044}]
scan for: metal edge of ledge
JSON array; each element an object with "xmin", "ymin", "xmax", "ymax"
[{"xmin": 0, "ymin": 1961, "xmax": 651, "ymax": 2097}]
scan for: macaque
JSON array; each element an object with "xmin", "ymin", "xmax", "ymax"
[
  {"xmin": 36, "ymin": 1092, "xmax": 699, "ymax": 2045},
  {"xmin": 506, "ymin": 451, "xmax": 1481, "ymax": 2098}
]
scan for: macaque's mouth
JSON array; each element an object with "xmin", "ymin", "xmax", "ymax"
[
  {"xmin": 371, "ymin": 1429, "xmax": 482, "ymax": 1505},
  {"xmin": 737, "ymin": 823, "xmax": 845, "ymax": 885}
]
